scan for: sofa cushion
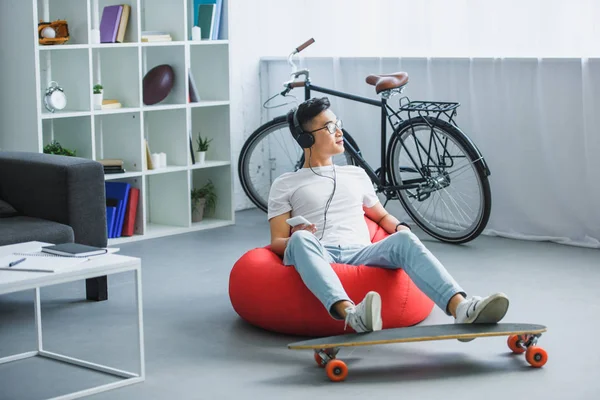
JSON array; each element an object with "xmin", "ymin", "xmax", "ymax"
[
  {"xmin": 0, "ymin": 216, "xmax": 74, "ymax": 246},
  {"xmin": 0, "ymin": 199, "xmax": 18, "ymax": 218}
]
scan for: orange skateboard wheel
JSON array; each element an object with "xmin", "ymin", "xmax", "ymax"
[
  {"xmin": 526, "ymin": 346, "xmax": 548, "ymax": 368},
  {"xmin": 507, "ymin": 335, "xmax": 526, "ymax": 354},
  {"xmin": 326, "ymin": 359, "xmax": 348, "ymax": 382},
  {"xmin": 314, "ymin": 352, "xmax": 326, "ymax": 368}
]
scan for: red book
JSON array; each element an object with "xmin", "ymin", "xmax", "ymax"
[{"xmin": 122, "ymin": 187, "xmax": 140, "ymax": 236}]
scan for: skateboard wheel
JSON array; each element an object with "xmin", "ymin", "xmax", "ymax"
[
  {"xmin": 526, "ymin": 346, "xmax": 548, "ymax": 368},
  {"xmin": 314, "ymin": 352, "xmax": 326, "ymax": 368},
  {"xmin": 507, "ymin": 335, "xmax": 526, "ymax": 354},
  {"xmin": 325, "ymin": 359, "xmax": 348, "ymax": 382}
]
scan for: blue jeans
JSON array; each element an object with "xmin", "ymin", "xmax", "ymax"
[{"xmin": 283, "ymin": 230, "xmax": 466, "ymax": 320}]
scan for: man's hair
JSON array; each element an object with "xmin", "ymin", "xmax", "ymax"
[{"xmin": 286, "ymin": 97, "xmax": 331, "ymax": 136}]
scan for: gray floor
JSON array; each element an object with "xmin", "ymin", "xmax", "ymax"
[{"xmin": 1, "ymin": 209, "xmax": 599, "ymax": 400}]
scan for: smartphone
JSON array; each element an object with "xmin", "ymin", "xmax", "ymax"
[{"xmin": 286, "ymin": 216, "xmax": 311, "ymax": 227}]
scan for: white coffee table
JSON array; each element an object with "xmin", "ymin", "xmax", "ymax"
[{"xmin": 0, "ymin": 241, "xmax": 145, "ymax": 400}]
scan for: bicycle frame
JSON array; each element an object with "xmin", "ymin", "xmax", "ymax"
[{"xmin": 303, "ymin": 82, "xmax": 390, "ymax": 188}]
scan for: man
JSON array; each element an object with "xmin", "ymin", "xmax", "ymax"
[{"xmin": 267, "ymin": 97, "xmax": 509, "ymax": 334}]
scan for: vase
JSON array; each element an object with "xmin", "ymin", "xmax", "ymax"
[
  {"xmin": 196, "ymin": 151, "xmax": 206, "ymax": 164},
  {"xmin": 94, "ymin": 93, "xmax": 103, "ymax": 109},
  {"xmin": 192, "ymin": 198, "xmax": 206, "ymax": 222}
]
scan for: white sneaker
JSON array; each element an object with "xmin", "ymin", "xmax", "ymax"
[
  {"xmin": 455, "ymin": 293, "xmax": 510, "ymax": 342},
  {"xmin": 344, "ymin": 291, "xmax": 383, "ymax": 333}
]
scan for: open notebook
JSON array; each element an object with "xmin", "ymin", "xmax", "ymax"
[{"xmin": 0, "ymin": 254, "xmax": 89, "ymax": 273}]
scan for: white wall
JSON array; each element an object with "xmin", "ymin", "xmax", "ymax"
[{"xmin": 229, "ymin": 0, "xmax": 600, "ymax": 210}]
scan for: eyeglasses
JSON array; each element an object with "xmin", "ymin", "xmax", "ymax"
[{"xmin": 309, "ymin": 119, "xmax": 343, "ymax": 135}]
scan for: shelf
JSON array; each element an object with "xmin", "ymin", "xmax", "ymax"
[
  {"xmin": 95, "ymin": 0, "xmax": 140, "ymax": 43},
  {"xmin": 146, "ymin": 171, "xmax": 189, "ymax": 228},
  {"xmin": 94, "ymin": 107, "xmax": 141, "ymax": 115},
  {"xmin": 189, "ymin": 40, "xmax": 229, "ymax": 47},
  {"xmin": 189, "ymin": 100, "xmax": 230, "ymax": 108},
  {"xmin": 90, "ymin": 43, "xmax": 139, "ymax": 49},
  {"xmin": 145, "ymin": 166, "xmax": 188, "ymax": 175},
  {"xmin": 4, "ymin": 0, "xmax": 232, "ymax": 245},
  {"xmin": 144, "ymin": 107, "xmax": 188, "ymax": 168},
  {"xmin": 38, "ymin": 44, "xmax": 89, "ymax": 51},
  {"xmin": 41, "ymin": 111, "xmax": 91, "ymax": 120},
  {"xmin": 189, "ymin": 44, "xmax": 230, "ymax": 101},
  {"xmin": 95, "ymin": 112, "xmax": 142, "ymax": 172},
  {"xmin": 140, "ymin": 41, "xmax": 185, "ymax": 47},
  {"xmin": 141, "ymin": 45, "xmax": 186, "ymax": 106},
  {"xmin": 191, "ymin": 106, "xmax": 230, "ymax": 162},
  {"xmin": 141, "ymin": 0, "xmax": 185, "ymax": 42},
  {"xmin": 191, "ymin": 165, "xmax": 233, "ymax": 222},
  {"xmin": 39, "ymin": 49, "xmax": 91, "ymax": 113},
  {"xmin": 190, "ymin": 160, "xmax": 230, "ymax": 170},
  {"xmin": 104, "ymin": 171, "xmax": 143, "ymax": 181},
  {"xmin": 142, "ymin": 104, "xmax": 187, "ymax": 112},
  {"xmin": 104, "ymin": 175, "xmax": 144, "ymax": 241},
  {"xmin": 37, "ymin": 0, "xmax": 89, "ymax": 45},
  {"xmin": 42, "ymin": 116, "xmax": 93, "ymax": 160},
  {"xmin": 92, "ymin": 46, "xmax": 141, "ymax": 109}
]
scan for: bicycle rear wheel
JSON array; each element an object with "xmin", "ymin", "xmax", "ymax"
[
  {"xmin": 238, "ymin": 115, "xmax": 360, "ymax": 212},
  {"xmin": 387, "ymin": 116, "xmax": 491, "ymax": 244}
]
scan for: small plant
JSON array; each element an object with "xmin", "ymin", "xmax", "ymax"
[
  {"xmin": 196, "ymin": 135, "xmax": 212, "ymax": 152},
  {"xmin": 43, "ymin": 140, "xmax": 76, "ymax": 156},
  {"xmin": 191, "ymin": 180, "xmax": 217, "ymax": 215},
  {"xmin": 93, "ymin": 84, "xmax": 103, "ymax": 94}
]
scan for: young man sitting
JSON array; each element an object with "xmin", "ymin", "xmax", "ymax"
[{"xmin": 267, "ymin": 97, "xmax": 509, "ymax": 334}]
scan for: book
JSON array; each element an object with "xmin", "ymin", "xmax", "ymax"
[
  {"xmin": 197, "ymin": 4, "xmax": 215, "ymax": 40},
  {"xmin": 122, "ymin": 187, "xmax": 140, "ymax": 236},
  {"xmin": 102, "ymin": 99, "xmax": 122, "ymax": 109},
  {"xmin": 116, "ymin": 4, "xmax": 130, "ymax": 43},
  {"xmin": 99, "ymin": 158, "xmax": 124, "ymax": 167},
  {"xmin": 100, "ymin": 5, "xmax": 123, "ymax": 43},
  {"xmin": 188, "ymin": 68, "xmax": 200, "ymax": 102},
  {"xmin": 105, "ymin": 181, "xmax": 130, "ymax": 238},
  {"xmin": 41, "ymin": 243, "xmax": 108, "ymax": 257}
]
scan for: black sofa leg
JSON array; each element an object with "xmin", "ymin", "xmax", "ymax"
[{"xmin": 86, "ymin": 276, "xmax": 108, "ymax": 301}]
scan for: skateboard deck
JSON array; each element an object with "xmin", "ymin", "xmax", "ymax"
[{"xmin": 288, "ymin": 323, "xmax": 547, "ymax": 382}]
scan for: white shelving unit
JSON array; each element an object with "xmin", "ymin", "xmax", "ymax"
[{"xmin": 0, "ymin": 0, "xmax": 233, "ymax": 245}]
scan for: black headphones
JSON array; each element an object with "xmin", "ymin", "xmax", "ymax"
[{"xmin": 292, "ymin": 108, "xmax": 315, "ymax": 149}]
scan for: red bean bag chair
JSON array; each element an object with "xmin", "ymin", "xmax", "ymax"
[{"xmin": 229, "ymin": 217, "xmax": 434, "ymax": 337}]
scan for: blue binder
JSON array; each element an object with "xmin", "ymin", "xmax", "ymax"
[
  {"xmin": 105, "ymin": 182, "xmax": 131, "ymax": 238},
  {"xmin": 106, "ymin": 206, "xmax": 117, "ymax": 238}
]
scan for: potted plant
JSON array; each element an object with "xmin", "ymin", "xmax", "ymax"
[
  {"xmin": 195, "ymin": 134, "xmax": 212, "ymax": 164},
  {"xmin": 93, "ymin": 83, "xmax": 103, "ymax": 109},
  {"xmin": 43, "ymin": 140, "xmax": 76, "ymax": 156},
  {"xmin": 191, "ymin": 180, "xmax": 217, "ymax": 222}
]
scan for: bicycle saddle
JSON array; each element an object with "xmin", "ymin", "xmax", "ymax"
[{"xmin": 366, "ymin": 72, "xmax": 409, "ymax": 94}]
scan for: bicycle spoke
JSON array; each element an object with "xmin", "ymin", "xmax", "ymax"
[{"xmin": 391, "ymin": 119, "xmax": 488, "ymax": 239}]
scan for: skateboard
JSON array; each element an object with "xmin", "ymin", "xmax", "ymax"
[{"xmin": 288, "ymin": 323, "xmax": 547, "ymax": 382}]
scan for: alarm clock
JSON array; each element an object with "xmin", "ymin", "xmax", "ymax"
[{"xmin": 44, "ymin": 81, "xmax": 67, "ymax": 113}]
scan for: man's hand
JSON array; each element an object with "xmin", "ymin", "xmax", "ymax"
[{"xmin": 291, "ymin": 223, "xmax": 317, "ymax": 235}]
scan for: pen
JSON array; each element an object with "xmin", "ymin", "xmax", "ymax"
[{"xmin": 9, "ymin": 257, "xmax": 26, "ymax": 267}]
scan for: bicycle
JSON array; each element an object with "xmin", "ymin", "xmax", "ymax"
[{"xmin": 238, "ymin": 38, "xmax": 492, "ymax": 244}]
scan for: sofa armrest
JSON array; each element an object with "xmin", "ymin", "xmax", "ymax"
[{"xmin": 0, "ymin": 151, "xmax": 107, "ymax": 247}]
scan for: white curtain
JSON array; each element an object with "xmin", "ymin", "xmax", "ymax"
[{"xmin": 257, "ymin": 57, "xmax": 600, "ymax": 248}]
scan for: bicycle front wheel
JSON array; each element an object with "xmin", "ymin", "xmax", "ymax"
[
  {"xmin": 387, "ymin": 116, "xmax": 491, "ymax": 244},
  {"xmin": 238, "ymin": 116, "xmax": 359, "ymax": 212}
]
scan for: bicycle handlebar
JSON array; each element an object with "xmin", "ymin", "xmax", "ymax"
[
  {"xmin": 295, "ymin": 38, "xmax": 315, "ymax": 54},
  {"xmin": 290, "ymin": 81, "xmax": 306, "ymax": 88}
]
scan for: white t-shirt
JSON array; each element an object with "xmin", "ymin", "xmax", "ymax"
[{"xmin": 267, "ymin": 165, "xmax": 380, "ymax": 247}]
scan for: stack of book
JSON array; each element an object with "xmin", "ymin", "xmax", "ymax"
[
  {"xmin": 102, "ymin": 99, "xmax": 122, "ymax": 110},
  {"xmin": 99, "ymin": 4, "xmax": 130, "ymax": 43},
  {"xmin": 99, "ymin": 159, "xmax": 125, "ymax": 174},
  {"xmin": 105, "ymin": 182, "xmax": 140, "ymax": 238},
  {"xmin": 141, "ymin": 31, "xmax": 172, "ymax": 42}
]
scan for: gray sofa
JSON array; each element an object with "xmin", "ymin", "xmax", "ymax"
[{"xmin": 0, "ymin": 151, "xmax": 109, "ymax": 301}]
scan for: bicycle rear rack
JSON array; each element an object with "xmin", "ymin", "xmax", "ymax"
[{"xmin": 388, "ymin": 97, "xmax": 460, "ymax": 127}]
